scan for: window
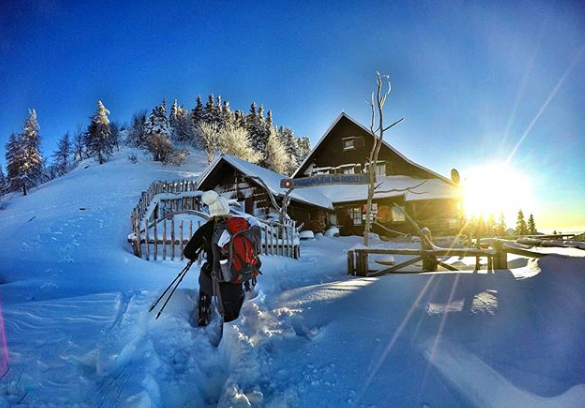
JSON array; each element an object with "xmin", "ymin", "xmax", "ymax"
[
  {"xmin": 343, "ymin": 167, "xmax": 354, "ymax": 174},
  {"xmin": 391, "ymin": 206, "xmax": 406, "ymax": 222},
  {"xmin": 342, "ymin": 136, "xmax": 364, "ymax": 151},
  {"xmin": 375, "ymin": 162, "xmax": 386, "ymax": 176},
  {"xmin": 342, "ymin": 138, "xmax": 355, "ymax": 150},
  {"xmin": 350, "ymin": 207, "xmax": 362, "ymax": 225}
]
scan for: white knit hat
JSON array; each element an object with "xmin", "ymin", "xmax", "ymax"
[{"xmin": 202, "ymin": 190, "xmax": 230, "ymax": 217}]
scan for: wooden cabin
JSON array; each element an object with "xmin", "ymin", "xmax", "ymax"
[
  {"xmin": 293, "ymin": 113, "xmax": 462, "ymax": 236},
  {"xmin": 196, "ymin": 154, "xmax": 333, "ymax": 232},
  {"xmin": 198, "ymin": 113, "xmax": 462, "ymax": 237}
]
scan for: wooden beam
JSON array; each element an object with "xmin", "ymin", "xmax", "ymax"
[
  {"xmin": 353, "ymin": 248, "xmax": 496, "ymax": 257},
  {"xmin": 371, "ymin": 256, "xmax": 423, "ymax": 275}
]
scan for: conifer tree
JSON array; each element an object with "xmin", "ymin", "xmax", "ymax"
[
  {"xmin": 5, "ymin": 132, "xmax": 27, "ymax": 194},
  {"xmin": 515, "ymin": 209, "xmax": 528, "ymax": 236},
  {"xmin": 527, "ymin": 214, "xmax": 537, "ymax": 235},
  {"xmin": 0, "ymin": 165, "xmax": 6, "ymax": 194},
  {"xmin": 127, "ymin": 110, "xmax": 147, "ymax": 147},
  {"xmin": 22, "ymin": 109, "xmax": 44, "ymax": 184},
  {"xmin": 247, "ymin": 103, "xmax": 269, "ymax": 160},
  {"xmin": 486, "ymin": 213, "xmax": 495, "ymax": 237},
  {"xmin": 86, "ymin": 101, "xmax": 112, "ymax": 164},
  {"xmin": 204, "ymin": 94, "xmax": 218, "ymax": 122},
  {"xmin": 109, "ymin": 121, "xmax": 121, "ymax": 152},
  {"xmin": 169, "ymin": 99, "xmax": 180, "ymax": 139},
  {"xmin": 52, "ymin": 132, "xmax": 72, "ymax": 176},
  {"xmin": 295, "ymin": 137, "xmax": 312, "ymax": 164},
  {"xmin": 143, "ymin": 100, "xmax": 182, "ymax": 163},
  {"xmin": 191, "ymin": 96, "xmax": 204, "ymax": 124},
  {"xmin": 496, "ymin": 211, "xmax": 506, "ymax": 236}
]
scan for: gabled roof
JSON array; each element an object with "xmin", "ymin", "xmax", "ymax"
[
  {"xmin": 196, "ymin": 154, "xmax": 334, "ymax": 210},
  {"xmin": 292, "ymin": 112, "xmax": 453, "ymax": 185},
  {"xmin": 197, "ymin": 154, "xmax": 460, "ymax": 210}
]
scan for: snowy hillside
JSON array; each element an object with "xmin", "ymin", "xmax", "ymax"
[{"xmin": 1, "ymin": 148, "xmax": 585, "ymax": 408}]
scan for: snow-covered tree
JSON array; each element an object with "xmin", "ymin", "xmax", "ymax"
[
  {"xmin": 0, "ymin": 166, "xmax": 6, "ymax": 194},
  {"xmin": 5, "ymin": 110, "xmax": 44, "ymax": 195},
  {"xmin": 145, "ymin": 133, "xmax": 175, "ymax": 162},
  {"xmin": 143, "ymin": 100, "xmax": 186, "ymax": 164},
  {"xmin": 203, "ymin": 94, "xmax": 219, "ymax": 123},
  {"xmin": 5, "ymin": 132, "xmax": 27, "ymax": 194},
  {"xmin": 265, "ymin": 127, "xmax": 290, "ymax": 174},
  {"xmin": 295, "ymin": 136, "xmax": 312, "ymax": 164},
  {"xmin": 52, "ymin": 132, "xmax": 72, "ymax": 177},
  {"xmin": 127, "ymin": 110, "xmax": 147, "ymax": 147},
  {"xmin": 515, "ymin": 209, "xmax": 528, "ymax": 236},
  {"xmin": 144, "ymin": 101, "xmax": 172, "ymax": 141},
  {"xmin": 198, "ymin": 122, "xmax": 260, "ymax": 164},
  {"xmin": 169, "ymin": 101, "xmax": 194, "ymax": 145},
  {"xmin": 246, "ymin": 103, "xmax": 269, "ymax": 161},
  {"xmin": 0, "ymin": 164, "xmax": 8, "ymax": 208},
  {"xmin": 197, "ymin": 121, "xmax": 221, "ymax": 163},
  {"xmin": 72, "ymin": 125, "xmax": 87, "ymax": 162},
  {"xmin": 527, "ymin": 214, "xmax": 537, "ymax": 235},
  {"xmin": 109, "ymin": 121, "xmax": 120, "ymax": 152},
  {"xmin": 22, "ymin": 109, "xmax": 44, "ymax": 184},
  {"xmin": 191, "ymin": 96, "xmax": 204, "ymax": 124},
  {"xmin": 86, "ymin": 101, "xmax": 112, "ymax": 164}
]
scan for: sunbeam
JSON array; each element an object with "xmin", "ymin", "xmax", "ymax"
[
  {"xmin": 357, "ymin": 275, "xmax": 437, "ymax": 403},
  {"xmin": 506, "ymin": 43, "xmax": 585, "ymax": 164},
  {"xmin": 416, "ymin": 274, "xmax": 462, "ymax": 401}
]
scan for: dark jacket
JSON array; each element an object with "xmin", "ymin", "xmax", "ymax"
[
  {"xmin": 183, "ymin": 218, "xmax": 216, "ymax": 268},
  {"xmin": 183, "ymin": 217, "xmax": 245, "ymax": 322}
]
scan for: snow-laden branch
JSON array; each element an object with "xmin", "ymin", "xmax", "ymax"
[{"xmin": 374, "ymin": 180, "xmax": 428, "ymax": 195}]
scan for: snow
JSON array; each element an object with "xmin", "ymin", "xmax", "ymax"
[
  {"xmin": 1, "ymin": 147, "xmax": 584, "ymax": 407},
  {"xmin": 200, "ymin": 154, "xmax": 460, "ymax": 213}
]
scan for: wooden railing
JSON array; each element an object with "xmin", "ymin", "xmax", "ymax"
[
  {"xmin": 129, "ymin": 180, "xmax": 300, "ymax": 260},
  {"xmin": 346, "ymin": 239, "xmax": 551, "ymax": 277}
]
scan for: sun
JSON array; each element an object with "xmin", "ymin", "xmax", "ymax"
[{"xmin": 461, "ymin": 163, "xmax": 536, "ymax": 222}]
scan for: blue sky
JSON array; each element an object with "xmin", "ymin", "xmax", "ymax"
[{"xmin": 1, "ymin": 0, "xmax": 584, "ymax": 230}]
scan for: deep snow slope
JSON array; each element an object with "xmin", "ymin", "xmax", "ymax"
[{"xmin": 1, "ymin": 148, "xmax": 585, "ymax": 408}]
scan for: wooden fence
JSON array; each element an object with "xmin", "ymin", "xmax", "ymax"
[
  {"xmin": 129, "ymin": 180, "xmax": 300, "ymax": 261},
  {"xmin": 129, "ymin": 217, "xmax": 300, "ymax": 261},
  {"xmin": 347, "ymin": 239, "xmax": 547, "ymax": 277}
]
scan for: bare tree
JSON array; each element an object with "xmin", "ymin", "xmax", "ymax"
[{"xmin": 363, "ymin": 73, "xmax": 408, "ymax": 246}]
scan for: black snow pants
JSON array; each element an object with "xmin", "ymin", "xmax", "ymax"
[{"xmin": 199, "ymin": 262, "xmax": 245, "ymax": 323}]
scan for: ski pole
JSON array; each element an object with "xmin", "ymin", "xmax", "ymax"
[
  {"xmin": 148, "ymin": 260, "xmax": 194, "ymax": 313},
  {"xmin": 154, "ymin": 260, "xmax": 194, "ymax": 319}
]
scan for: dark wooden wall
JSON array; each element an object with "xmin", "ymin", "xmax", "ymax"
[{"xmin": 295, "ymin": 115, "xmax": 441, "ymax": 180}]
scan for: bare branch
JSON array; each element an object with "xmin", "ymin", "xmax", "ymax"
[
  {"xmin": 374, "ymin": 180, "xmax": 428, "ymax": 194},
  {"xmin": 383, "ymin": 117, "xmax": 405, "ymax": 132}
]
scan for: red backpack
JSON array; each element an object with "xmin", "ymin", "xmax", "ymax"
[{"xmin": 212, "ymin": 217, "xmax": 260, "ymax": 284}]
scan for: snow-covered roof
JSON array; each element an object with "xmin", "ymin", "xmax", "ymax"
[
  {"xmin": 314, "ymin": 175, "xmax": 461, "ymax": 204},
  {"xmin": 197, "ymin": 154, "xmax": 335, "ymax": 209},
  {"xmin": 198, "ymin": 154, "xmax": 460, "ymax": 210},
  {"xmin": 291, "ymin": 112, "xmax": 454, "ymax": 185}
]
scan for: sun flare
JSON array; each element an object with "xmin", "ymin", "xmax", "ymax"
[{"xmin": 462, "ymin": 164, "xmax": 536, "ymax": 222}]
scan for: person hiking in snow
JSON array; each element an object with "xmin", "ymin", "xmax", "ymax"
[{"xmin": 183, "ymin": 190, "xmax": 261, "ymax": 327}]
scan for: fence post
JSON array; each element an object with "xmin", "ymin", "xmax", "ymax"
[
  {"xmin": 421, "ymin": 229, "xmax": 438, "ymax": 272},
  {"xmin": 492, "ymin": 240, "xmax": 507, "ymax": 270},
  {"xmin": 347, "ymin": 250, "xmax": 355, "ymax": 275},
  {"xmin": 180, "ymin": 221, "xmax": 184, "ymax": 261},
  {"xmin": 144, "ymin": 220, "xmax": 150, "ymax": 261},
  {"xmin": 171, "ymin": 219, "xmax": 175, "ymax": 261},
  {"xmin": 163, "ymin": 219, "xmax": 167, "ymax": 260},
  {"xmin": 153, "ymin": 216, "xmax": 158, "ymax": 261}
]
